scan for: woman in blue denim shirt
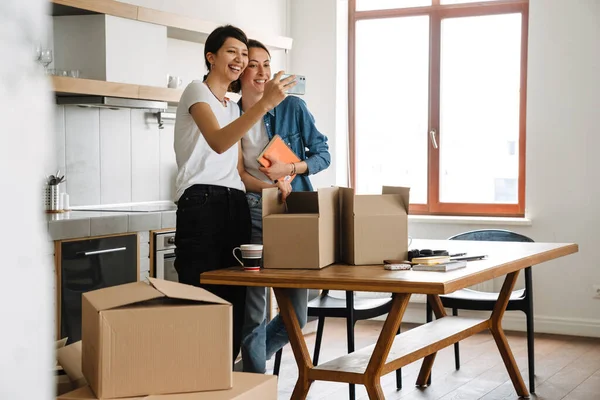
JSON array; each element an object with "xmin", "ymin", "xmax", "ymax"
[{"xmin": 235, "ymin": 39, "xmax": 331, "ymax": 374}]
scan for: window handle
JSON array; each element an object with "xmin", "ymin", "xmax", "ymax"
[{"xmin": 429, "ymin": 129, "xmax": 439, "ymax": 149}]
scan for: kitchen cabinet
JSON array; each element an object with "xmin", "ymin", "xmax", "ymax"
[
  {"xmin": 55, "ymin": 232, "xmax": 139, "ymax": 343},
  {"xmin": 49, "ymin": 0, "xmax": 293, "ymax": 104}
]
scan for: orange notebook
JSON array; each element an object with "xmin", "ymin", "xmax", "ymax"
[{"xmin": 257, "ymin": 134, "xmax": 301, "ymax": 182}]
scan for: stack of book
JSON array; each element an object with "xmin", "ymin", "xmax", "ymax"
[
  {"xmin": 411, "ymin": 260, "xmax": 467, "ymax": 272},
  {"xmin": 410, "ymin": 255, "xmax": 467, "ymax": 272}
]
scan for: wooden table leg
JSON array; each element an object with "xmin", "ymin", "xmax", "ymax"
[
  {"xmin": 274, "ymin": 288, "xmax": 314, "ymax": 400},
  {"xmin": 416, "ymin": 295, "xmax": 448, "ymax": 386},
  {"xmin": 364, "ymin": 293, "xmax": 411, "ymax": 399},
  {"xmin": 490, "ymin": 271, "xmax": 530, "ymax": 398}
]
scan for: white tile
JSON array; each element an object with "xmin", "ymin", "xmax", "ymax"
[
  {"xmin": 128, "ymin": 212, "xmax": 161, "ymax": 232},
  {"xmin": 131, "ymin": 110, "xmax": 160, "ymax": 201},
  {"xmin": 140, "ymin": 270, "xmax": 150, "ymax": 282},
  {"xmin": 158, "ymin": 123, "xmax": 177, "ymax": 201},
  {"xmin": 89, "ymin": 215, "xmax": 128, "ymax": 236},
  {"xmin": 65, "ymin": 106, "xmax": 100, "ymax": 206},
  {"xmin": 161, "ymin": 211, "xmax": 176, "ymax": 228},
  {"xmin": 48, "ymin": 218, "xmax": 91, "ymax": 240},
  {"xmin": 45, "ymin": 106, "xmax": 66, "ymax": 189},
  {"xmin": 100, "ymin": 108, "xmax": 131, "ymax": 204}
]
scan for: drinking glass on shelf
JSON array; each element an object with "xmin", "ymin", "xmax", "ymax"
[
  {"xmin": 40, "ymin": 49, "xmax": 53, "ymax": 74},
  {"xmin": 34, "ymin": 44, "xmax": 42, "ymax": 61}
]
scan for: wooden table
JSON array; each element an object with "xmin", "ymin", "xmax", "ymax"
[{"xmin": 201, "ymin": 239, "xmax": 578, "ymax": 399}]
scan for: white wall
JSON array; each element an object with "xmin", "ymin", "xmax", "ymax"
[
  {"xmin": 289, "ymin": 0, "xmax": 347, "ymax": 188},
  {"xmin": 2, "ymin": 0, "xmax": 54, "ymax": 398},
  {"xmin": 298, "ymin": 0, "xmax": 600, "ymax": 337}
]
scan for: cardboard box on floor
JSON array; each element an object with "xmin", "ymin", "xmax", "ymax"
[
  {"xmin": 56, "ymin": 340, "xmax": 275, "ymax": 400},
  {"xmin": 57, "ymin": 341, "xmax": 88, "ymax": 390},
  {"xmin": 340, "ymin": 186, "xmax": 410, "ymax": 265},
  {"xmin": 56, "ymin": 373, "xmax": 277, "ymax": 400},
  {"xmin": 82, "ymin": 278, "xmax": 232, "ymax": 399},
  {"xmin": 262, "ymin": 186, "xmax": 340, "ymax": 269}
]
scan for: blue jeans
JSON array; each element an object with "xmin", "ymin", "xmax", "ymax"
[{"xmin": 241, "ymin": 193, "xmax": 308, "ymax": 373}]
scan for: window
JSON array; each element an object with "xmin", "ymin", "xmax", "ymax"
[{"xmin": 349, "ymin": 0, "xmax": 528, "ymax": 216}]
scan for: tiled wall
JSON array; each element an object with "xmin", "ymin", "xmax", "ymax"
[{"xmin": 50, "ymin": 105, "xmax": 177, "ymax": 206}]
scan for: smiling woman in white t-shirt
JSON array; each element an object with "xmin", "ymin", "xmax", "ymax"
[{"xmin": 173, "ymin": 25, "xmax": 295, "ymax": 365}]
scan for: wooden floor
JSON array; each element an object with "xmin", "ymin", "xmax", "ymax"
[{"xmin": 269, "ymin": 318, "xmax": 600, "ymax": 400}]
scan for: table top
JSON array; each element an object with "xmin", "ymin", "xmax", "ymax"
[{"xmin": 200, "ymin": 239, "xmax": 578, "ymax": 294}]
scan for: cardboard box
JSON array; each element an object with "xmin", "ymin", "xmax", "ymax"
[
  {"xmin": 340, "ymin": 186, "xmax": 410, "ymax": 265},
  {"xmin": 262, "ymin": 187, "xmax": 339, "ymax": 269},
  {"xmin": 57, "ymin": 373, "xmax": 74, "ymax": 396},
  {"xmin": 82, "ymin": 278, "xmax": 232, "ymax": 399},
  {"xmin": 56, "ymin": 373, "xmax": 277, "ymax": 400},
  {"xmin": 57, "ymin": 341, "xmax": 88, "ymax": 389}
]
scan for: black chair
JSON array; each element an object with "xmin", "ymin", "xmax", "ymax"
[
  {"xmin": 274, "ymin": 290, "xmax": 402, "ymax": 400},
  {"xmin": 426, "ymin": 229, "xmax": 535, "ymax": 393}
]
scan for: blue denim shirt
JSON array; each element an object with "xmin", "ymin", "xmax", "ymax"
[{"xmin": 240, "ymin": 95, "xmax": 331, "ymax": 192}]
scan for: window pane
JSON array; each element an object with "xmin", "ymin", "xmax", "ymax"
[
  {"xmin": 356, "ymin": 0, "xmax": 431, "ymax": 12},
  {"xmin": 439, "ymin": 13, "xmax": 522, "ymax": 204},
  {"xmin": 355, "ymin": 17, "xmax": 429, "ymax": 203}
]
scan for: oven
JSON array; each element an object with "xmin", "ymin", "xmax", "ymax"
[{"xmin": 153, "ymin": 230, "xmax": 178, "ymax": 282}]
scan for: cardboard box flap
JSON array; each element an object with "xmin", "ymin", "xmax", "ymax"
[
  {"xmin": 354, "ymin": 194, "xmax": 407, "ymax": 215},
  {"xmin": 317, "ymin": 187, "xmax": 339, "ymax": 216},
  {"xmin": 262, "ymin": 187, "xmax": 286, "ymax": 217},
  {"xmin": 56, "ymin": 341, "xmax": 87, "ymax": 389},
  {"xmin": 83, "ymin": 281, "xmax": 163, "ymax": 311},
  {"xmin": 148, "ymin": 277, "xmax": 230, "ymax": 305},
  {"xmin": 382, "ymin": 186, "xmax": 410, "ymax": 211}
]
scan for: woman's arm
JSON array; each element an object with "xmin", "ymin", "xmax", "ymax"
[
  {"xmin": 258, "ymin": 97, "xmax": 330, "ymax": 180},
  {"xmin": 191, "ymin": 72, "xmax": 295, "ymax": 154}
]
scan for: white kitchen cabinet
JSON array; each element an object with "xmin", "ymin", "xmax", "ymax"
[{"xmin": 53, "ymin": 14, "xmax": 167, "ymax": 87}]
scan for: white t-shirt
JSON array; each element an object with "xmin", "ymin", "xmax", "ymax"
[
  {"xmin": 241, "ymin": 120, "xmax": 271, "ymax": 184},
  {"xmin": 174, "ymin": 80, "xmax": 245, "ymax": 200}
]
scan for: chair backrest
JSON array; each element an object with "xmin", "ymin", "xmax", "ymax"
[
  {"xmin": 449, "ymin": 229, "xmax": 534, "ymax": 296},
  {"xmin": 448, "ymin": 229, "xmax": 533, "ymax": 243}
]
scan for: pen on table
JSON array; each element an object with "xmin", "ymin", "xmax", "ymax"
[{"xmin": 450, "ymin": 253, "xmax": 467, "ymax": 257}]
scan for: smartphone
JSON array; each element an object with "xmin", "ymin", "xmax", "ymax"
[{"xmin": 279, "ymin": 74, "xmax": 306, "ymax": 95}]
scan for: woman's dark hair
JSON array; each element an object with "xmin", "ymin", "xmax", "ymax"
[
  {"xmin": 230, "ymin": 39, "xmax": 270, "ymax": 93},
  {"xmin": 203, "ymin": 25, "xmax": 248, "ymax": 81}
]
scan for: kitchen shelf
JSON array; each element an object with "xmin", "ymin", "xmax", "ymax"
[
  {"xmin": 51, "ymin": 0, "xmax": 293, "ymax": 50},
  {"xmin": 52, "ymin": 76, "xmax": 184, "ymax": 104}
]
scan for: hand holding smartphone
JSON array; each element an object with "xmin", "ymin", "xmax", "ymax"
[{"xmin": 276, "ymin": 73, "xmax": 306, "ymax": 95}]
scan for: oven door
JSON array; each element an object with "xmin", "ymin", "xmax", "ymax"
[{"xmin": 156, "ymin": 249, "xmax": 178, "ymax": 282}]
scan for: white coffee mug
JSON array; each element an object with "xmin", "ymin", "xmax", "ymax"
[
  {"xmin": 232, "ymin": 244, "xmax": 263, "ymax": 271},
  {"xmin": 168, "ymin": 75, "xmax": 182, "ymax": 89}
]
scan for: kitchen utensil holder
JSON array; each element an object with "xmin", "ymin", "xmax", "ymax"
[{"xmin": 45, "ymin": 184, "xmax": 64, "ymax": 213}]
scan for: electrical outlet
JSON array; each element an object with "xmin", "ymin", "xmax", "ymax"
[{"xmin": 594, "ymin": 285, "xmax": 600, "ymax": 299}]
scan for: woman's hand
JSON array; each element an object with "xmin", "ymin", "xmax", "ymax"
[
  {"xmin": 275, "ymin": 179, "xmax": 292, "ymax": 202},
  {"xmin": 258, "ymin": 71, "xmax": 297, "ymax": 111},
  {"xmin": 260, "ymin": 154, "xmax": 293, "ymax": 181}
]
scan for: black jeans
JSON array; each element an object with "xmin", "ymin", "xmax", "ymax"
[{"xmin": 174, "ymin": 184, "xmax": 251, "ymax": 365}]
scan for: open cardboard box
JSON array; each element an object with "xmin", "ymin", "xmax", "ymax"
[
  {"xmin": 262, "ymin": 186, "xmax": 340, "ymax": 269},
  {"xmin": 82, "ymin": 278, "xmax": 232, "ymax": 399},
  {"xmin": 55, "ymin": 341, "xmax": 276, "ymax": 400},
  {"xmin": 340, "ymin": 186, "xmax": 410, "ymax": 265},
  {"xmin": 57, "ymin": 341, "xmax": 88, "ymax": 390}
]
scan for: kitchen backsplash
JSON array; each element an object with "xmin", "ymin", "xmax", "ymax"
[{"xmin": 50, "ymin": 105, "xmax": 177, "ymax": 206}]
